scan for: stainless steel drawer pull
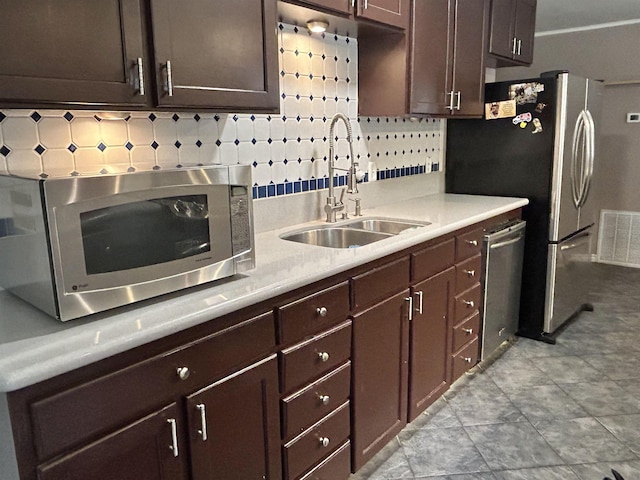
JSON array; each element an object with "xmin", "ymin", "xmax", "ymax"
[
  {"xmin": 164, "ymin": 60, "xmax": 174, "ymax": 97},
  {"xmin": 463, "ymin": 269, "xmax": 475, "ymax": 277},
  {"xmin": 517, "ymin": 39, "xmax": 522, "ymax": 56},
  {"xmin": 463, "ymin": 357, "xmax": 473, "ymax": 364},
  {"xmin": 512, "ymin": 37, "xmax": 518, "ymax": 55},
  {"xmin": 405, "ymin": 296, "xmax": 413, "ymax": 321},
  {"xmin": 463, "ymin": 300, "xmax": 475, "ymax": 308},
  {"xmin": 136, "ymin": 57, "xmax": 145, "ymax": 96},
  {"xmin": 176, "ymin": 367, "xmax": 190, "ymax": 380},
  {"xmin": 318, "ymin": 351, "xmax": 330, "ymax": 362},
  {"xmin": 167, "ymin": 418, "xmax": 179, "ymax": 457},
  {"xmin": 465, "ymin": 239, "xmax": 478, "ymax": 247},
  {"xmin": 414, "ymin": 291, "xmax": 424, "ymax": 315},
  {"xmin": 196, "ymin": 403, "xmax": 208, "ymax": 441},
  {"xmin": 319, "ymin": 394, "xmax": 330, "ymax": 405},
  {"xmin": 463, "ymin": 328, "xmax": 474, "ymax": 335},
  {"xmin": 319, "ymin": 436, "xmax": 330, "ymax": 447},
  {"xmin": 316, "ymin": 306, "xmax": 328, "ymax": 317},
  {"xmin": 455, "ymin": 91, "xmax": 461, "ymax": 111}
]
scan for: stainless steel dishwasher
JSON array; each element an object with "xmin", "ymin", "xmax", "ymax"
[{"xmin": 481, "ymin": 219, "xmax": 526, "ymax": 360}]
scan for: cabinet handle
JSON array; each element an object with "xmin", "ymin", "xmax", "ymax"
[
  {"xmin": 167, "ymin": 418, "xmax": 179, "ymax": 457},
  {"xmin": 463, "ymin": 357, "xmax": 473, "ymax": 364},
  {"xmin": 463, "ymin": 269, "xmax": 475, "ymax": 278},
  {"xmin": 517, "ymin": 39, "xmax": 522, "ymax": 56},
  {"xmin": 405, "ymin": 296, "xmax": 413, "ymax": 321},
  {"xmin": 512, "ymin": 37, "xmax": 518, "ymax": 55},
  {"xmin": 351, "ymin": 0, "xmax": 356, "ymax": 7},
  {"xmin": 465, "ymin": 239, "xmax": 478, "ymax": 247},
  {"xmin": 463, "ymin": 328, "xmax": 474, "ymax": 335},
  {"xmin": 364, "ymin": 0, "xmax": 368, "ymax": 9},
  {"xmin": 455, "ymin": 91, "xmax": 461, "ymax": 111},
  {"xmin": 164, "ymin": 60, "xmax": 174, "ymax": 97},
  {"xmin": 319, "ymin": 436, "xmax": 330, "ymax": 447},
  {"xmin": 414, "ymin": 291, "xmax": 423, "ymax": 315},
  {"xmin": 176, "ymin": 366, "xmax": 190, "ymax": 381},
  {"xmin": 318, "ymin": 351, "xmax": 330, "ymax": 362},
  {"xmin": 463, "ymin": 300, "xmax": 475, "ymax": 308},
  {"xmin": 196, "ymin": 403, "xmax": 208, "ymax": 441},
  {"xmin": 446, "ymin": 90, "xmax": 455, "ymax": 111},
  {"xmin": 316, "ymin": 306, "xmax": 328, "ymax": 317},
  {"xmin": 136, "ymin": 57, "xmax": 145, "ymax": 96},
  {"xmin": 318, "ymin": 394, "xmax": 330, "ymax": 405}
]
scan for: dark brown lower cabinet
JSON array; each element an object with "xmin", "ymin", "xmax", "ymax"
[
  {"xmin": 408, "ymin": 267, "xmax": 455, "ymax": 421},
  {"xmin": 37, "ymin": 403, "xmax": 188, "ymax": 480},
  {"xmin": 186, "ymin": 355, "xmax": 281, "ymax": 480},
  {"xmin": 351, "ymin": 290, "xmax": 410, "ymax": 471}
]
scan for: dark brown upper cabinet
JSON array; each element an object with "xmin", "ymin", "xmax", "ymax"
[
  {"xmin": 149, "ymin": 0, "xmax": 279, "ymax": 111},
  {"xmin": 0, "ymin": 0, "xmax": 148, "ymax": 108},
  {"xmin": 359, "ymin": 0, "xmax": 489, "ymax": 117},
  {"xmin": 488, "ymin": 0, "xmax": 536, "ymax": 66},
  {"xmin": 285, "ymin": 0, "xmax": 410, "ymax": 29},
  {"xmin": 0, "ymin": 0, "xmax": 280, "ymax": 111}
]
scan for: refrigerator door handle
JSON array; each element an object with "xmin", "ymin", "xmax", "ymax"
[
  {"xmin": 571, "ymin": 110, "xmax": 588, "ymax": 208},
  {"xmin": 579, "ymin": 110, "xmax": 596, "ymax": 207}
]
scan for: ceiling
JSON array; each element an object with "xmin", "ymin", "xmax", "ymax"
[{"xmin": 535, "ymin": 0, "xmax": 640, "ymax": 33}]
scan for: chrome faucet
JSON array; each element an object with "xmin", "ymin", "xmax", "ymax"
[{"xmin": 325, "ymin": 113, "xmax": 358, "ymax": 223}]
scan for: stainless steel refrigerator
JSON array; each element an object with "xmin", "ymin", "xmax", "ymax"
[{"xmin": 446, "ymin": 71, "xmax": 603, "ymax": 342}]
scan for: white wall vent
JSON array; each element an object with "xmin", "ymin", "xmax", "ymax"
[{"xmin": 597, "ymin": 210, "xmax": 640, "ymax": 268}]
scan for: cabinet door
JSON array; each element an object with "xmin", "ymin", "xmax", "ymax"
[
  {"xmin": 352, "ymin": 290, "xmax": 410, "ymax": 471},
  {"xmin": 0, "ymin": 0, "xmax": 148, "ymax": 107},
  {"xmin": 488, "ymin": 0, "xmax": 516, "ymax": 60},
  {"xmin": 408, "ymin": 268, "xmax": 455, "ymax": 421},
  {"xmin": 186, "ymin": 355, "xmax": 282, "ymax": 480},
  {"xmin": 149, "ymin": 0, "xmax": 279, "ymax": 110},
  {"xmin": 409, "ymin": 0, "xmax": 453, "ymax": 115},
  {"xmin": 38, "ymin": 403, "xmax": 188, "ymax": 480},
  {"xmin": 296, "ymin": 0, "xmax": 353, "ymax": 14},
  {"xmin": 357, "ymin": 0, "xmax": 410, "ymax": 29},
  {"xmin": 514, "ymin": 0, "xmax": 536, "ymax": 64},
  {"xmin": 451, "ymin": 0, "xmax": 489, "ymax": 116}
]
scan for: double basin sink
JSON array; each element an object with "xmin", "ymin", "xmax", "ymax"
[{"xmin": 280, "ymin": 217, "xmax": 431, "ymax": 249}]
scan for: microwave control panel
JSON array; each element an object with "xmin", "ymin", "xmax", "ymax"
[{"xmin": 230, "ymin": 185, "xmax": 251, "ymax": 255}]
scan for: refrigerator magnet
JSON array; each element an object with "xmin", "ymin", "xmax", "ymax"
[
  {"xmin": 485, "ymin": 99, "xmax": 516, "ymax": 120},
  {"xmin": 512, "ymin": 112, "xmax": 532, "ymax": 125},
  {"xmin": 532, "ymin": 118, "xmax": 543, "ymax": 134},
  {"xmin": 508, "ymin": 82, "xmax": 545, "ymax": 105}
]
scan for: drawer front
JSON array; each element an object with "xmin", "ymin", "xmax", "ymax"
[
  {"xmin": 282, "ymin": 362, "xmax": 351, "ymax": 441},
  {"xmin": 30, "ymin": 311, "xmax": 276, "ymax": 461},
  {"xmin": 283, "ymin": 401, "xmax": 350, "ymax": 480},
  {"xmin": 280, "ymin": 320, "xmax": 352, "ymax": 394},
  {"xmin": 456, "ymin": 228, "xmax": 484, "ymax": 261},
  {"xmin": 455, "ymin": 254, "xmax": 481, "ymax": 293},
  {"xmin": 411, "ymin": 238, "xmax": 455, "ymax": 282},
  {"xmin": 453, "ymin": 283, "xmax": 481, "ymax": 324},
  {"xmin": 278, "ymin": 281, "xmax": 351, "ymax": 346},
  {"xmin": 352, "ymin": 256, "xmax": 410, "ymax": 310},
  {"xmin": 299, "ymin": 440, "xmax": 351, "ymax": 480},
  {"xmin": 451, "ymin": 337, "xmax": 479, "ymax": 382},
  {"xmin": 452, "ymin": 312, "xmax": 480, "ymax": 353}
]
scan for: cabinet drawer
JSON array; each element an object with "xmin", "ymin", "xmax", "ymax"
[
  {"xmin": 282, "ymin": 362, "xmax": 351, "ymax": 441},
  {"xmin": 453, "ymin": 283, "xmax": 481, "ymax": 324},
  {"xmin": 280, "ymin": 320, "xmax": 352, "ymax": 394},
  {"xmin": 278, "ymin": 282, "xmax": 351, "ymax": 346},
  {"xmin": 352, "ymin": 256, "xmax": 410, "ymax": 310},
  {"xmin": 411, "ymin": 238, "xmax": 455, "ymax": 282},
  {"xmin": 455, "ymin": 254, "xmax": 482, "ymax": 293},
  {"xmin": 456, "ymin": 228, "xmax": 484, "ymax": 261},
  {"xmin": 299, "ymin": 440, "xmax": 351, "ymax": 480},
  {"xmin": 452, "ymin": 312, "xmax": 480, "ymax": 353},
  {"xmin": 451, "ymin": 337, "xmax": 479, "ymax": 382},
  {"xmin": 30, "ymin": 312, "xmax": 276, "ymax": 461},
  {"xmin": 283, "ymin": 401, "xmax": 350, "ymax": 480}
]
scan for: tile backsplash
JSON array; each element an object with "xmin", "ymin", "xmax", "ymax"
[{"xmin": 0, "ymin": 23, "xmax": 444, "ymax": 199}]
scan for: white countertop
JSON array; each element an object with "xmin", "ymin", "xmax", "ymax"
[{"xmin": 0, "ymin": 193, "xmax": 527, "ymax": 392}]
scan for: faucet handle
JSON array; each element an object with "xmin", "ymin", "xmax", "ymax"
[{"xmin": 339, "ymin": 187, "xmax": 346, "ymax": 205}]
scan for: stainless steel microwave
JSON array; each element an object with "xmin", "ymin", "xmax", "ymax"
[{"xmin": 0, "ymin": 166, "xmax": 254, "ymax": 321}]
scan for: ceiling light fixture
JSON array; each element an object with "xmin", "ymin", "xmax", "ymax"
[{"xmin": 306, "ymin": 20, "xmax": 329, "ymax": 33}]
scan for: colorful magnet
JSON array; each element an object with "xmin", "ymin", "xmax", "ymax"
[
  {"xmin": 512, "ymin": 112, "xmax": 532, "ymax": 125},
  {"xmin": 532, "ymin": 118, "xmax": 543, "ymax": 134},
  {"xmin": 520, "ymin": 122, "xmax": 528, "ymax": 128},
  {"xmin": 485, "ymin": 99, "xmax": 517, "ymax": 120},
  {"xmin": 508, "ymin": 82, "xmax": 545, "ymax": 105},
  {"xmin": 535, "ymin": 103, "xmax": 547, "ymax": 113}
]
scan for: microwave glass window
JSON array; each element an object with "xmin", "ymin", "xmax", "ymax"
[{"xmin": 80, "ymin": 195, "xmax": 211, "ymax": 275}]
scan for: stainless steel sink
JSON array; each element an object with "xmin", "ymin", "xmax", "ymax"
[
  {"xmin": 280, "ymin": 217, "xmax": 431, "ymax": 249},
  {"xmin": 343, "ymin": 217, "xmax": 431, "ymax": 235},
  {"xmin": 281, "ymin": 227, "xmax": 393, "ymax": 249}
]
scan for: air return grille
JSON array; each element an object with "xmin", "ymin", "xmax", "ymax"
[{"xmin": 597, "ymin": 210, "xmax": 640, "ymax": 268}]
